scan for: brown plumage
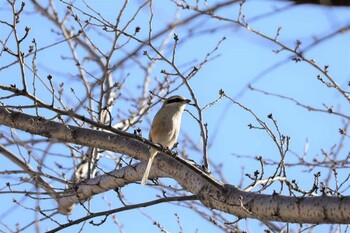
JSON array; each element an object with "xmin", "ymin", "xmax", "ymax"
[{"xmin": 141, "ymin": 95, "xmax": 190, "ymax": 185}]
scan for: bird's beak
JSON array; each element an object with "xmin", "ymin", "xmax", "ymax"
[{"xmin": 186, "ymin": 99, "xmax": 196, "ymax": 106}]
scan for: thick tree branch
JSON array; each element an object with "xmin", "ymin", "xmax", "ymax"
[{"xmin": 1, "ymin": 107, "xmax": 350, "ymax": 224}]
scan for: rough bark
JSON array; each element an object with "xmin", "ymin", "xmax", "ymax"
[{"xmin": 1, "ymin": 107, "xmax": 350, "ymax": 224}]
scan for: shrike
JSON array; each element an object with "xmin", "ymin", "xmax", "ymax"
[{"xmin": 141, "ymin": 95, "xmax": 191, "ymax": 185}]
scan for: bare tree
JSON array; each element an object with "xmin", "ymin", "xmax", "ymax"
[{"xmin": 1, "ymin": 0, "xmax": 350, "ymax": 232}]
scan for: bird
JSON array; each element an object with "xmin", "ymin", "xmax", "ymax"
[{"xmin": 141, "ymin": 95, "xmax": 191, "ymax": 185}]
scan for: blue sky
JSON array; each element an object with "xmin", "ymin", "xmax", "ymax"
[{"xmin": 1, "ymin": 0, "xmax": 350, "ymax": 232}]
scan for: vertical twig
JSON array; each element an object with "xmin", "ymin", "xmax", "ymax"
[{"xmin": 11, "ymin": 1, "xmax": 28, "ymax": 92}]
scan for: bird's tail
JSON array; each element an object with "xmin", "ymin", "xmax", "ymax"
[{"xmin": 141, "ymin": 149, "xmax": 157, "ymax": 185}]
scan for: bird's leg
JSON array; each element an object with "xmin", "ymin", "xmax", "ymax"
[
  {"xmin": 168, "ymin": 142, "xmax": 179, "ymax": 157},
  {"xmin": 170, "ymin": 151, "xmax": 178, "ymax": 157},
  {"xmin": 150, "ymin": 143, "xmax": 179, "ymax": 156}
]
